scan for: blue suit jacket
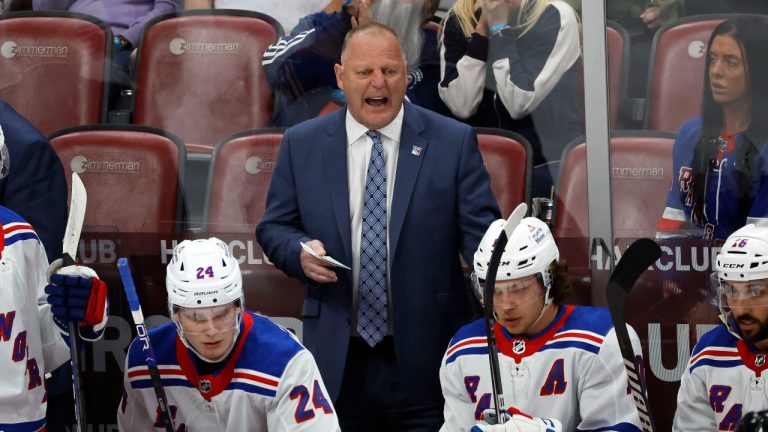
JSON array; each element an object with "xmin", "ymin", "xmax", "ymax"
[
  {"xmin": 0, "ymin": 101, "xmax": 67, "ymax": 262},
  {"xmin": 256, "ymin": 102, "xmax": 500, "ymax": 402}
]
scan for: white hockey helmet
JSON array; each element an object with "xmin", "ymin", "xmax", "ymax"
[
  {"xmin": 166, "ymin": 238, "xmax": 244, "ymax": 361},
  {"xmin": 473, "ymin": 216, "xmax": 560, "ymax": 305},
  {"xmin": 715, "ymin": 224, "xmax": 768, "ymax": 282},
  {"xmin": 166, "ymin": 237, "xmax": 243, "ymax": 310}
]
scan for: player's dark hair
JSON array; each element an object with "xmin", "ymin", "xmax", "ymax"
[
  {"xmin": 692, "ymin": 15, "xmax": 768, "ymax": 228},
  {"xmin": 548, "ymin": 260, "xmax": 572, "ymax": 304}
]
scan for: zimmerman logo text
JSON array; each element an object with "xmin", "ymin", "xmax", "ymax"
[
  {"xmin": 169, "ymin": 38, "xmax": 240, "ymax": 55},
  {"xmin": 71, "ymin": 156, "xmax": 141, "ymax": 174},
  {"xmin": 1, "ymin": 40, "xmax": 68, "ymax": 58}
]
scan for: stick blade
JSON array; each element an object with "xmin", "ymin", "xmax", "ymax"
[
  {"xmin": 610, "ymin": 238, "xmax": 662, "ymax": 293},
  {"xmin": 62, "ymin": 172, "xmax": 87, "ymax": 259},
  {"xmin": 502, "ymin": 203, "xmax": 528, "ymax": 237}
]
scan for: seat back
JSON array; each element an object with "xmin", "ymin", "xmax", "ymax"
[
  {"xmin": 475, "ymin": 128, "xmax": 531, "ymax": 216},
  {"xmin": 553, "ymin": 132, "xmax": 676, "ymax": 242},
  {"xmin": 133, "ymin": 10, "xmax": 282, "ymax": 153},
  {"xmin": 50, "ymin": 125, "xmax": 186, "ymax": 233},
  {"xmin": 0, "ymin": 12, "xmax": 109, "ymax": 135},
  {"xmin": 204, "ymin": 128, "xmax": 284, "ymax": 232},
  {"xmin": 577, "ymin": 21, "xmax": 628, "ymax": 128},
  {"xmin": 644, "ymin": 15, "xmax": 732, "ymax": 132}
]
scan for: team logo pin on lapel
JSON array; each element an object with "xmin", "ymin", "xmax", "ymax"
[
  {"xmin": 756, "ymin": 354, "xmax": 766, "ymax": 367},
  {"xmin": 411, "ymin": 146, "xmax": 422, "ymax": 156},
  {"xmin": 513, "ymin": 339, "xmax": 526, "ymax": 354}
]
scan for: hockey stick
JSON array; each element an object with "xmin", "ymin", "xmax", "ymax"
[
  {"xmin": 605, "ymin": 238, "xmax": 662, "ymax": 432},
  {"xmin": 62, "ymin": 172, "xmax": 87, "ymax": 432},
  {"xmin": 482, "ymin": 203, "xmax": 528, "ymax": 423},
  {"xmin": 118, "ymin": 258, "xmax": 176, "ymax": 432}
]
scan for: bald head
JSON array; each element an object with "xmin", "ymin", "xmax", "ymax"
[{"xmin": 340, "ymin": 22, "xmax": 405, "ymax": 65}]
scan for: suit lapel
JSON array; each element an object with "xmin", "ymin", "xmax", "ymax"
[
  {"xmin": 390, "ymin": 104, "xmax": 427, "ymax": 260},
  {"xmin": 320, "ymin": 111, "xmax": 352, "ymax": 264}
]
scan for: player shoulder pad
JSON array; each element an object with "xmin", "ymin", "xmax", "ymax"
[
  {"xmin": 560, "ymin": 306, "xmax": 614, "ymax": 337},
  {"xmin": 236, "ymin": 312, "xmax": 305, "ymax": 378},
  {"xmin": 690, "ymin": 324, "xmax": 737, "ymax": 358}
]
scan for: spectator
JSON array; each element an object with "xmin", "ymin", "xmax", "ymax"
[
  {"xmin": 262, "ymin": 0, "xmax": 445, "ymax": 127},
  {"xmin": 438, "ymin": 0, "xmax": 581, "ymax": 197},
  {"xmin": 658, "ymin": 15, "xmax": 768, "ymax": 242},
  {"xmin": 184, "ymin": 0, "xmax": 328, "ymax": 33},
  {"xmin": 32, "ymin": 0, "xmax": 182, "ymax": 107},
  {"xmin": 256, "ymin": 22, "xmax": 500, "ymax": 430},
  {"xmin": 118, "ymin": 238, "xmax": 340, "ymax": 431},
  {"xmin": 440, "ymin": 213, "xmax": 644, "ymax": 431},
  {"xmin": 673, "ymin": 223, "xmax": 768, "ymax": 430}
]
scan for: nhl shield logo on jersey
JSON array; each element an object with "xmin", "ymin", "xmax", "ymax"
[
  {"xmin": 756, "ymin": 354, "xmax": 766, "ymax": 367},
  {"xmin": 200, "ymin": 379, "xmax": 212, "ymax": 393},
  {"xmin": 512, "ymin": 339, "xmax": 526, "ymax": 354}
]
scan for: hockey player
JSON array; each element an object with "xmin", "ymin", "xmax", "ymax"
[
  {"xmin": 0, "ymin": 205, "xmax": 108, "ymax": 431},
  {"xmin": 673, "ymin": 224, "xmax": 768, "ymax": 430},
  {"xmin": 117, "ymin": 237, "xmax": 341, "ymax": 431},
  {"xmin": 440, "ymin": 215, "xmax": 645, "ymax": 432}
]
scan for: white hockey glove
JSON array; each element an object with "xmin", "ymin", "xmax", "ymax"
[
  {"xmin": 470, "ymin": 408, "xmax": 562, "ymax": 432},
  {"xmin": 45, "ymin": 259, "xmax": 109, "ymax": 341}
]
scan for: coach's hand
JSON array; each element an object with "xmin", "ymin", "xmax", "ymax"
[
  {"xmin": 46, "ymin": 259, "xmax": 108, "ymax": 329},
  {"xmin": 300, "ymin": 240, "xmax": 339, "ymax": 284}
]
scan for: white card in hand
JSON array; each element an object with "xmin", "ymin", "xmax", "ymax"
[{"xmin": 300, "ymin": 242, "xmax": 351, "ymax": 270}]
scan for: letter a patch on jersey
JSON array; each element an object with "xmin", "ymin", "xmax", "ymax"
[{"xmin": 540, "ymin": 359, "xmax": 567, "ymax": 396}]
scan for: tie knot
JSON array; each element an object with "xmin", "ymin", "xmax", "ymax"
[{"xmin": 366, "ymin": 130, "xmax": 382, "ymax": 142}]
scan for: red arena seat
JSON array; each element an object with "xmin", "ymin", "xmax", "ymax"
[
  {"xmin": 50, "ymin": 125, "xmax": 186, "ymax": 233},
  {"xmin": 204, "ymin": 128, "xmax": 284, "ymax": 232},
  {"xmin": 577, "ymin": 21, "xmax": 629, "ymax": 129},
  {"xmin": 553, "ymin": 131, "xmax": 676, "ymax": 243},
  {"xmin": 133, "ymin": 10, "xmax": 282, "ymax": 153},
  {"xmin": 0, "ymin": 12, "xmax": 110, "ymax": 135},
  {"xmin": 475, "ymin": 128, "xmax": 531, "ymax": 216}
]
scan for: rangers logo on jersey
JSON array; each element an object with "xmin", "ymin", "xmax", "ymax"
[{"xmin": 513, "ymin": 339, "xmax": 526, "ymax": 354}]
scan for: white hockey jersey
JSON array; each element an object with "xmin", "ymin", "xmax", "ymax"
[
  {"xmin": 0, "ymin": 207, "xmax": 70, "ymax": 432},
  {"xmin": 673, "ymin": 324, "xmax": 768, "ymax": 431},
  {"xmin": 118, "ymin": 311, "xmax": 341, "ymax": 431},
  {"xmin": 440, "ymin": 305, "xmax": 644, "ymax": 432}
]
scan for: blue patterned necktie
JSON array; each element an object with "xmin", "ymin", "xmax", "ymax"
[{"xmin": 357, "ymin": 130, "xmax": 388, "ymax": 347}]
